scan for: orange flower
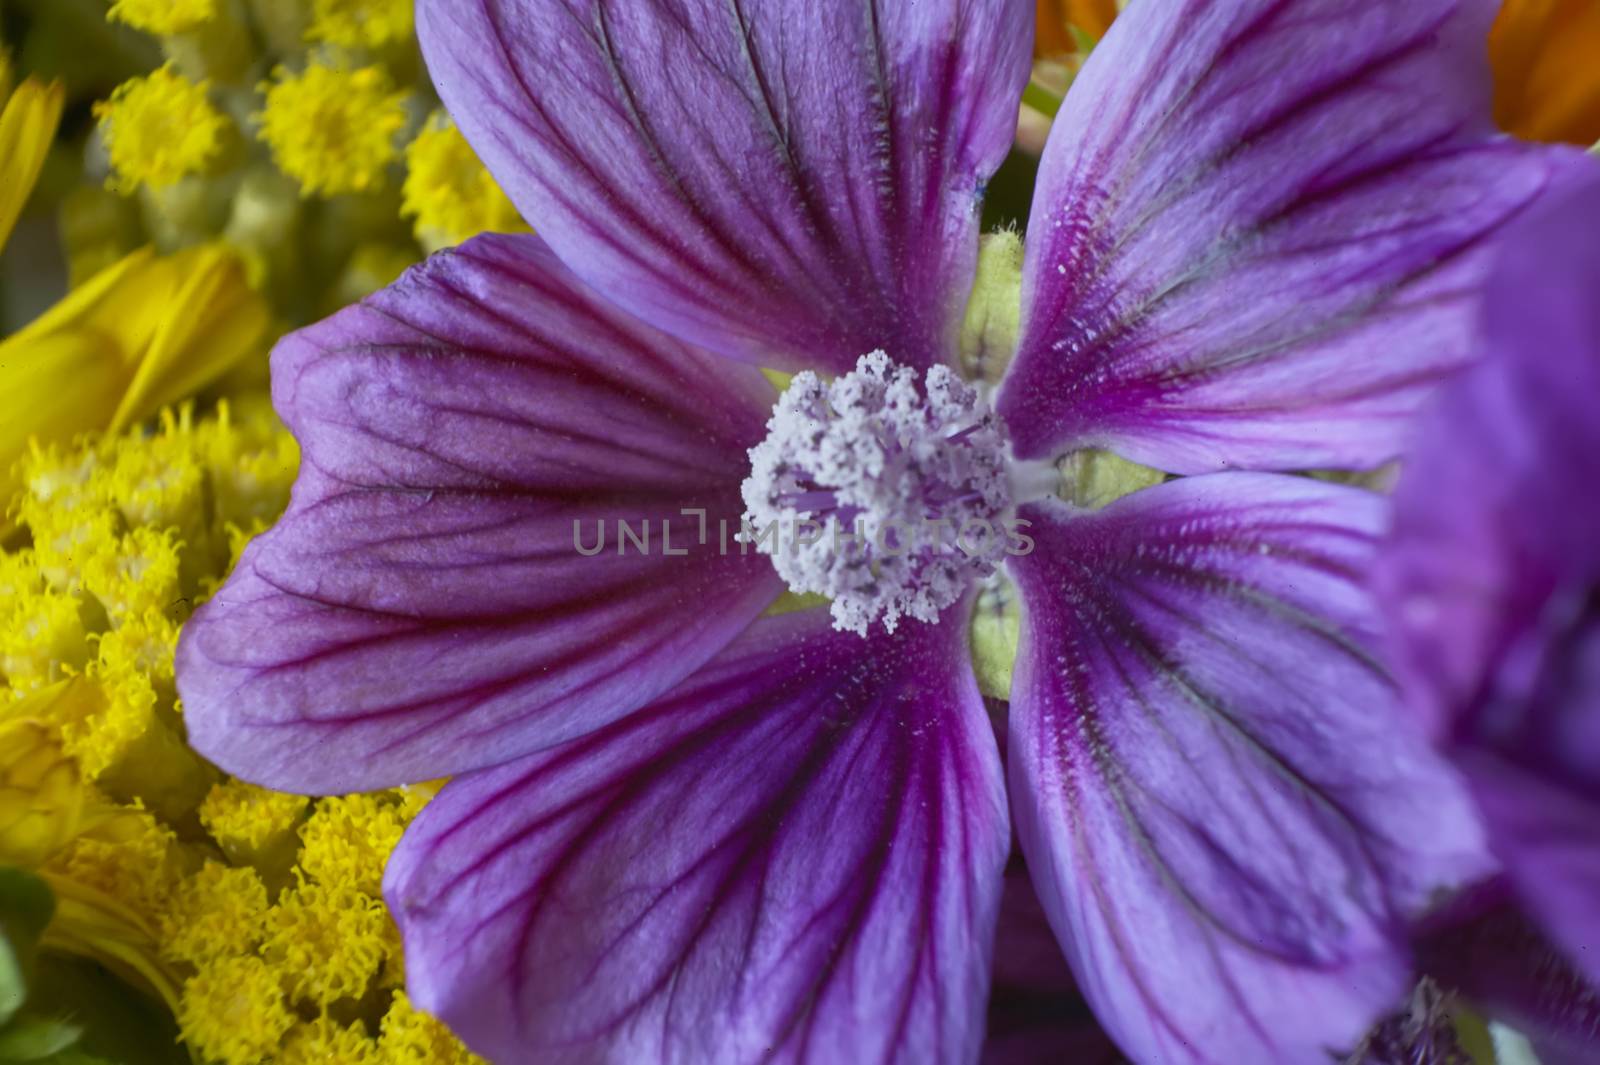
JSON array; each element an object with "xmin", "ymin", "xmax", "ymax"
[
  {"xmin": 1034, "ymin": 0, "xmax": 1119, "ymax": 58},
  {"xmin": 1490, "ymin": 0, "xmax": 1600, "ymax": 144}
]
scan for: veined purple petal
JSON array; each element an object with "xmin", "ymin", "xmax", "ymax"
[
  {"xmin": 999, "ymin": 0, "xmax": 1592, "ymax": 472},
  {"xmin": 176, "ymin": 234, "xmax": 781, "ymax": 792},
  {"xmin": 1005, "ymin": 475, "xmax": 1490, "ymax": 1065},
  {"xmin": 416, "ymin": 0, "xmax": 1032, "ymax": 374},
  {"xmin": 1377, "ymin": 177, "xmax": 1600, "ymax": 986},
  {"xmin": 385, "ymin": 607, "xmax": 1007, "ymax": 1064}
]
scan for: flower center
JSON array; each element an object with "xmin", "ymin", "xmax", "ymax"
[{"xmin": 741, "ymin": 351, "xmax": 1016, "ymax": 635}]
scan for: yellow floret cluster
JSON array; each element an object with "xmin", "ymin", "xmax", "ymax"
[
  {"xmin": 0, "ymin": 406, "xmax": 481, "ymax": 1064},
  {"xmin": 94, "ymin": 64, "xmax": 231, "ymax": 193},
  {"xmin": 257, "ymin": 62, "xmax": 410, "ymax": 198},
  {"xmin": 308, "ymin": 0, "xmax": 417, "ymax": 48},
  {"xmin": 403, "ymin": 112, "xmax": 528, "ymax": 250},
  {"xmin": 107, "ymin": 0, "xmax": 219, "ymax": 35},
  {"xmin": 80, "ymin": 0, "xmax": 526, "ymax": 328}
]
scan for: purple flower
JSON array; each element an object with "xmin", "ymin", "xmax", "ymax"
[
  {"xmin": 176, "ymin": 1, "xmax": 1591, "ymax": 1061},
  {"xmin": 1376, "ymin": 175, "xmax": 1600, "ymax": 996}
]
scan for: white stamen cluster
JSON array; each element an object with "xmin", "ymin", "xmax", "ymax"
[{"xmin": 741, "ymin": 351, "xmax": 1012, "ymax": 635}]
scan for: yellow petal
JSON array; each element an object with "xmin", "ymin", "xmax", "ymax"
[
  {"xmin": 37, "ymin": 872, "xmax": 183, "ymax": 1015},
  {"xmin": 0, "ymin": 715, "xmax": 83, "ymax": 867},
  {"xmin": 0, "ymin": 244, "xmax": 269, "ymax": 512},
  {"xmin": 0, "ymin": 77, "xmax": 65, "ymax": 251},
  {"xmin": 111, "ymin": 244, "xmax": 272, "ymax": 430}
]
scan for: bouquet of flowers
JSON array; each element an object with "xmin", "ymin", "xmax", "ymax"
[{"xmin": 1, "ymin": 1, "xmax": 1596, "ymax": 1063}]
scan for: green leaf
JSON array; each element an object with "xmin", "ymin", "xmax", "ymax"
[
  {"xmin": 39, "ymin": 1053, "xmax": 116, "ymax": 1065},
  {"xmin": 23, "ymin": 958, "xmax": 184, "ymax": 1065},
  {"xmin": 0, "ymin": 942, "xmax": 23, "ymax": 1031},
  {"xmin": 1020, "ymin": 80, "xmax": 1063, "ymax": 119},
  {"xmin": 0, "ymin": 872, "xmax": 54, "ymax": 947},
  {"xmin": 1066, "ymin": 24, "xmax": 1100, "ymax": 56},
  {"xmin": 0, "ymin": 1017, "xmax": 83, "ymax": 1061},
  {"xmin": 0, "ymin": 869, "xmax": 56, "ymax": 1028}
]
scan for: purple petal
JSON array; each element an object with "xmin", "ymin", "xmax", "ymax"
[
  {"xmin": 1005, "ymin": 475, "xmax": 1491, "ymax": 1064},
  {"xmin": 1378, "ymin": 175, "xmax": 1600, "ymax": 737},
  {"xmin": 999, "ymin": 0, "xmax": 1590, "ymax": 472},
  {"xmin": 1456, "ymin": 752, "xmax": 1600, "ymax": 991},
  {"xmin": 385, "ymin": 608, "xmax": 1007, "ymax": 1064},
  {"xmin": 1377, "ymin": 177, "xmax": 1600, "ymax": 986},
  {"xmin": 177, "ymin": 234, "xmax": 781, "ymax": 792},
  {"xmin": 416, "ymin": 0, "xmax": 1032, "ymax": 374}
]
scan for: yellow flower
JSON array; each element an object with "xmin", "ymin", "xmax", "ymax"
[
  {"xmin": 403, "ymin": 112, "xmax": 525, "ymax": 250},
  {"xmin": 307, "ymin": 0, "xmax": 415, "ymax": 48},
  {"xmin": 0, "ymin": 717, "xmax": 83, "ymax": 867},
  {"xmin": 107, "ymin": 0, "xmax": 219, "ymax": 35},
  {"xmin": 161, "ymin": 861, "xmax": 269, "ymax": 965},
  {"xmin": 67, "ymin": 667, "xmax": 215, "ymax": 822},
  {"xmin": 95, "ymin": 65, "xmax": 232, "ymax": 193},
  {"xmin": 0, "ymin": 578, "xmax": 90, "ymax": 693},
  {"xmin": 0, "ymin": 420, "xmax": 480, "ymax": 1065},
  {"xmin": 0, "ymin": 244, "xmax": 271, "ymax": 514},
  {"xmin": 281, "ymin": 1015, "xmax": 382, "ymax": 1065},
  {"xmin": 0, "ymin": 686, "xmax": 185, "ymax": 1014},
  {"xmin": 298, "ymin": 793, "xmax": 409, "ymax": 897},
  {"xmin": 256, "ymin": 62, "xmax": 410, "ymax": 197},
  {"xmin": 45, "ymin": 802, "xmax": 183, "ymax": 930},
  {"xmin": 0, "ymin": 66, "xmax": 64, "ymax": 252},
  {"xmin": 178, "ymin": 955, "xmax": 296, "ymax": 1065},
  {"xmin": 262, "ymin": 878, "xmax": 391, "ymax": 1007},
  {"xmin": 1491, "ymin": 0, "xmax": 1600, "ymax": 145},
  {"xmin": 80, "ymin": 525, "xmax": 183, "ymax": 623},
  {"xmin": 3, "ymin": 406, "xmax": 294, "ymax": 818},
  {"xmin": 199, "ymin": 778, "xmax": 309, "ymax": 872},
  {"xmin": 381, "ymin": 990, "xmax": 486, "ymax": 1065}
]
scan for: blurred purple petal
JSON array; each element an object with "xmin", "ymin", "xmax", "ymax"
[
  {"xmin": 1378, "ymin": 177, "xmax": 1600, "ymax": 986},
  {"xmin": 386, "ymin": 607, "xmax": 1007, "ymax": 1064},
  {"xmin": 1006, "ymin": 475, "xmax": 1490, "ymax": 1064},
  {"xmin": 178, "ymin": 235, "xmax": 780, "ymax": 792},
  {"xmin": 999, "ymin": 0, "xmax": 1590, "ymax": 472},
  {"xmin": 1458, "ymin": 750, "xmax": 1600, "ymax": 992},
  {"xmin": 417, "ymin": 0, "xmax": 1032, "ymax": 373}
]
